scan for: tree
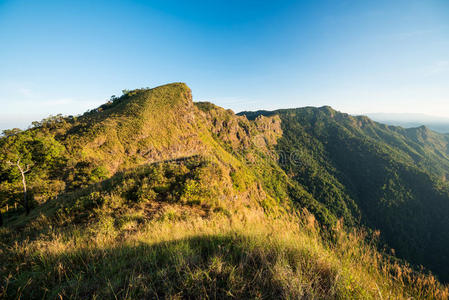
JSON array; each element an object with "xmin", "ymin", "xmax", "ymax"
[
  {"xmin": 0, "ymin": 129, "xmax": 66, "ymax": 220},
  {"xmin": 6, "ymin": 159, "xmax": 32, "ymax": 214},
  {"xmin": 1, "ymin": 132, "xmax": 34, "ymax": 215}
]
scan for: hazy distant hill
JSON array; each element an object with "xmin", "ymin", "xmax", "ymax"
[
  {"xmin": 1, "ymin": 84, "xmax": 448, "ymax": 298},
  {"xmin": 366, "ymin": 113, "xmax": 449, "ymax": 134}
]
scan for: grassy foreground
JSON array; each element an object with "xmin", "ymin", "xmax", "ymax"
[{"xmin": 1, "ymin": 208, "xmax": 447, "ymax": 299}]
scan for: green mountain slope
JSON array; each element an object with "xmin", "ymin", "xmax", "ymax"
[
  {"xmin": 240, "ymin": 106, "xmax": 449, "ymax": 282},
  {"xmin": 1, "ymin": 83, "xmax": 448, "ymax": 298}
]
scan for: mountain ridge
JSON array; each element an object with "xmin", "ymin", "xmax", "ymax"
[{"xmin": 1, "ymin": 83, "xmax": 449, "ymax": 298}]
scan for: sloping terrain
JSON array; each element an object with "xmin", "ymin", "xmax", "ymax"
[
  {"xmin": 241, "ymin": 106, "xmax": 449, "ymax": 282},
  {"xmin": 1, "ymin": 83, "xmax": 448, "ymax": 299}
]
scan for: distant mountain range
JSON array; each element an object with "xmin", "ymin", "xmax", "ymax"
[{"xmin": 365, "ymin": 113, "xmax": 449, "ymax": 134}]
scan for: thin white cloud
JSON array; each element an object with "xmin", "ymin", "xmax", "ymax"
[
  {"xmin": 0, "ymin": 97, "xmax": 105, "ymax": 130},
  {"xmin": 17, "ymin": 87, "xmax": 33, "ymax": 97},
  {"xmin": 200, "ymin": 96, "xmax": 261, "ymax": 112},
  {"xmin": 209, "ymin": 96, "xmax": 257, "ymax": 105},
  {"xmin": 398, "ymin": 29, "xmax": 434, "ymax": 40},
  {"xmin": 427, "ymin": 60, "xmax": 449, "ymax": 76}
]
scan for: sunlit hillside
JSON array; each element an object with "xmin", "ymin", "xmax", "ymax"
[{"xmin": 1, "ymin": 84, "xmax": 449, "ymax": 299}]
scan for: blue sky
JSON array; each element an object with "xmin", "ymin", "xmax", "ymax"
[{"xmin": 1, "ymin": 0, "xmax": 448, "ymax": 130}]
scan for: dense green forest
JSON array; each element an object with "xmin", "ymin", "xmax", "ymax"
[
  {"xmin": 240, "ymin": 107, "xmax": 449, "ymax": 282},
  {"xmin": 1, "ymin": 83, "xmax": 449, "ymax": 298}
]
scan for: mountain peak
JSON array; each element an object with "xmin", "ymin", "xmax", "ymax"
[
  {"xmin": 89, "ymin": 82, "xmax": 193, "ymax": 120},
  {"xmin": 66, "ymin": 82, "xmax": 198, "ymax": 172},
  {"xmin": 120, "ymin": 82, "xmax": 192, "ymax": 113}
]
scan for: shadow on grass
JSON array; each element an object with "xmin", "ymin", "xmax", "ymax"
[{"xmin": 2, "ymin": 233, "xmax": 344, "ymax": 300}]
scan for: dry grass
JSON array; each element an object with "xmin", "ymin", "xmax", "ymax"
[{"xmin": 1, "ymin": 207, "xmax": 447, "ymax": 299}]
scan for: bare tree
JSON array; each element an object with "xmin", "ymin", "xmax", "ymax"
[{"xmin": 6, "ymin": 159, "xmax": 32, "ymax": 215}]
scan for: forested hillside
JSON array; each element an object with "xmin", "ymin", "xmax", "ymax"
[
  {"xmin": 240, "ymin": 106, "xmax": 449, "ymax": 282},
  {"xmin": 1, "ymin": 83, "xmax": 448, "ymax": 299}
]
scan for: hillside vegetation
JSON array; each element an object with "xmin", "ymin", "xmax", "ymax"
[
  {"xmin": 240, "ymin": 106, "xmax": 449, "ymax": 282},
  {"xmin": 1, "ymin": 83, "xmax": 449, "ymax": 299}
]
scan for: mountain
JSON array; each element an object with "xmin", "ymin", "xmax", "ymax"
[
  {"xmin": 1, "ymin": 83, "xmax": 448, "ymax": 299},
  {"xmin": 366, "ymin": 113, "xmax": 449, "ymax": 134},
  {"xmin": 241, "ymin": 106, "xmax": 449, "ymax": 282}
]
